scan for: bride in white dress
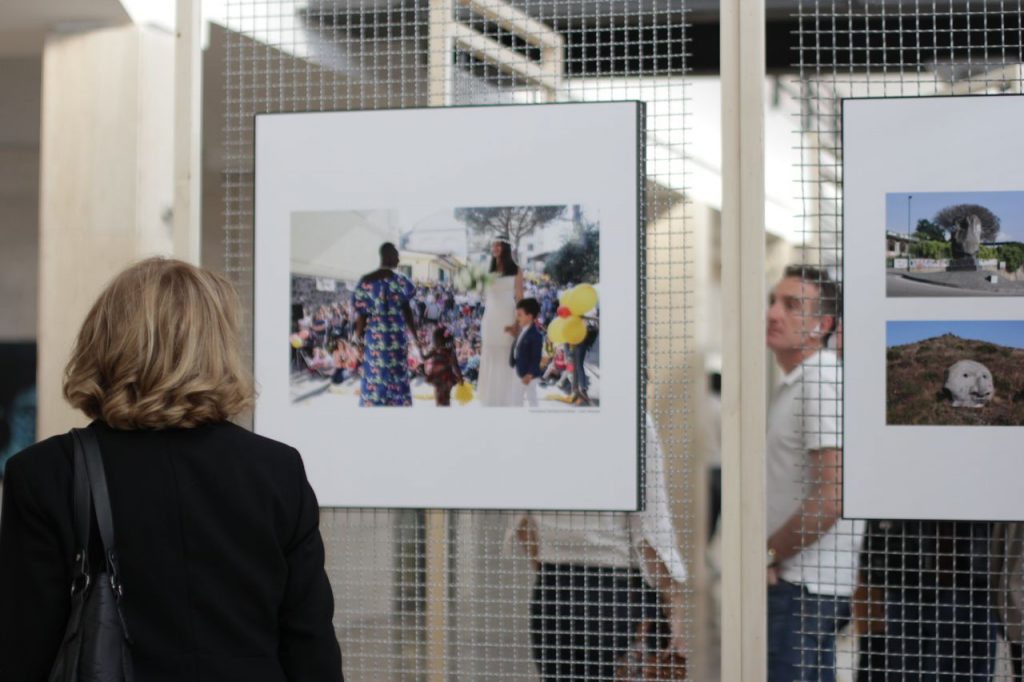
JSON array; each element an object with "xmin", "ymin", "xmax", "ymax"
[{"xmin": 477, "ymin": 240, "xmax": 525, "ymax": 407}]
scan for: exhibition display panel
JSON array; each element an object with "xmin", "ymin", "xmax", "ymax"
[{"xmin": 254, "ymin": 102, "xmax": 644, "ymax": 510}]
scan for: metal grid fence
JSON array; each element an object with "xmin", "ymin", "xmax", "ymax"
[
  {"xmin": 221, "ymin": 1, "xmax": 694, "ymax": 680},
  {"xmin": 794, "ymin": 2, "xmax": 1024, "ymax": 681}
]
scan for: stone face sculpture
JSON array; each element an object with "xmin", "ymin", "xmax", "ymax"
[
  {"xmin": 944, "ymin": 359, "xmax": 995, "ymax": 407},
  {"xmin": 955, "ymin": 214, "xmax": 982, "ymax": 256},
  {"xmin": 948, "ymin": 214, "xmax": 984, "ymax": 271}
]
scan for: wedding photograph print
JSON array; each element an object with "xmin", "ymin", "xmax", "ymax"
[
  {"xmin": 253, "ymin": 102, "xmax": 642, "ymax": 509},
  {"xmin": 289, "ymin": 205, "xmax": 601, "ymax": 410}
]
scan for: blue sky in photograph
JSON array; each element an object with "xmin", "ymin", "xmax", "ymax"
[
  {"xmin": 887, "ymin": 320, "xmax": 1024, "ymax": 349},
  {"xmin": 885, "ymin": 191, "xmax": 1024, "ymax": 242}
]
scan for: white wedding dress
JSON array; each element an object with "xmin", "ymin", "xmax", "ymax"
[{"xmin": 477, "ymin": 275, "xmax": 523, "ymax": 407}]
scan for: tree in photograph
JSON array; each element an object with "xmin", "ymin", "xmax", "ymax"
[
  {"xmin": 913, "ymin": 218, "xmax": 946, "ymax": 242},
  {"xmin": 454, "ymin": 205, "xmax": 566, "ymax": 259},
  {"xmin": 933, "ymin": 204, "xmax": 1001, "ymax": 242},
  {"xmin": 909, "ymin": 240, "xmax": 951, "ymax": 259},
  {"xmin": 545, "ymin": 221, "xmax": 600, "ymax": 286},
  {"xmin": 998, "ymin": 243, "xmax": 1024, "ymax": 273},
  {"xmin": 978, "ymin": 245, "xmax": 999, "ymax": 260}
]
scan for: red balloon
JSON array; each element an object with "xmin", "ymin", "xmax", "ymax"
[{"xmin": 557, "ymin": 306, "xmax": 572, "ymax": 318}]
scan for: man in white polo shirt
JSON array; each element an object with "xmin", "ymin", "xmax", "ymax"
[{"xmin": 765, "ymin": 265, "xmax": 863, "ymax": 682}]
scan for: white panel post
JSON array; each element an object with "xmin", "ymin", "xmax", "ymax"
[
  {"xmin": 426, "ymin": 4, "xmax": 452, "ymax": 680},
  {"xmin": 174, "ymin": 0, "xmax": 202, "ymax": 264},
  {"xmin": 720, "ymin": 0, "xmax": 768, "ymax": 679},
  {"xmin": 428, "ymin": 0, "xmax": 455, "ymax": 107}
]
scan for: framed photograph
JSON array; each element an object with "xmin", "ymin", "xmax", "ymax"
[
  {"xmin": 254, "ymin": 102, "xmax": 643, "ymax": 510},
  {"xmin": 843, "ymin": 94, "xmax": 1024, "ymax": 520}
]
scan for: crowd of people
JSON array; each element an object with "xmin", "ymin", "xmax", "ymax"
[{"xmin": 290, "ymin": 272, "xmax": 599, "ymax": 406}]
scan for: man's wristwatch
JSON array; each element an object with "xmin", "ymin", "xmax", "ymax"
[{"xmin": 766, "ymin": 547, "xmax": 778, "ymax": 567}]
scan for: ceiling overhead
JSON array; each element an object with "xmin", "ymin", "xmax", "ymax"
[
  {"xmin": 0, "ymin": 0, "xmax": 130, "ymax": 56},
  {"xmin": 304, "ymin": 0, "xmax": 1020, "ymax": 72}
]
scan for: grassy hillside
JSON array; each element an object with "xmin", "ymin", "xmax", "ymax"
[{"xmin": 887, "ymin": 333, "xmax": 1024, "ymax": 426}]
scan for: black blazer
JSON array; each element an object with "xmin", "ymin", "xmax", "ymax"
[
  {"xmin": 509, "ymin": 324, "xmax": 544, "ymax": 379},
  {"xmin": 0, "ymin": 421, "xmax": 343, "ymax": 682}
]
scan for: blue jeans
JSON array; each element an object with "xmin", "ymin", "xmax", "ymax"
[
  {"xmin": 768, "ymin": 581, "xmax": 850, "ymax": 682},
  {"xmin": 529, "ymin": 564, "xmax": 667, "ymax": 682},
  {"xmin": 856, "ymin": 586, "xmax": 995, "ymax": 681},
  {"xmin": 571, "ymin": 343, "xmax": 589, "ymax": 393}
]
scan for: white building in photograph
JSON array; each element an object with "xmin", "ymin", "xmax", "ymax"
[{"xmin": 398, "ymin": 251, "xmax": 464, "ymax": 284}]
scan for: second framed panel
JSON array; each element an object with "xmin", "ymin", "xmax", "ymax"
[{"xmin": 844, "ymin": 94, "xmax": 1024, "ymax": 521}]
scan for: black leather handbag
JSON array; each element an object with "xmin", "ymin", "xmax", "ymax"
[{"xmin": 48, "ymin": 428, "xmax": 135, "ymax": 682}]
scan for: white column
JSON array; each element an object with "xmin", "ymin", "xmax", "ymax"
[
  {"xmin": 174, "ymin": 0, "xmax": 202, "ymax": 264},
  {"xmin": 425, "ymin": 3, "xmax": 452, "ymax": 679},
  {"xmin": 720, "ymin": 0, "xmax": 768, "ymax": 679},
  {"xmin": 37, "ymin": 25, "xmax": 175, "ymax": 437},
  {"xmin": 428, "ymin": 0, "xmax": 454, "ymax": 107}
]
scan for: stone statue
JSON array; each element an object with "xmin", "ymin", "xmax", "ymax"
[
  {"xmin": 947, "ymin": 214, "xmax": 983, "ymax": 271},
  {"xmin": 942, "ymin": 215, "xmax": 983, "ymax": 274},
  {"xmin": 954, "ymin": 214, "xmax": 982, "ymax": 256},
  {"xmin": 944, "ymin": 359, "xmax": 994, "ymax": 407}
]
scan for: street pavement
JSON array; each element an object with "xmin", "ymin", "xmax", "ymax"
[{"xmin": 886, "ymin": 271, "xmax": 1016, "ymax": 297}]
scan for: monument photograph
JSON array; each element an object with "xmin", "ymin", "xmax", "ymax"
[
  {"xmin": 843, "ymin": 95, "xmax": 1024, "ymax": 520},
  {"xmin": 886, "ymin": 320, "xmax": 1024, "ymax": 426},
  {"xmin": 885, "ymin": 191, "xmax": 1024, "ymax": 297},
  {"xmin": 288, "ymin": 205, "xmax": 601, "ymax": 410}
]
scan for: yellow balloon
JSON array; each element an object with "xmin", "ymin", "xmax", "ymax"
[
  {"xmin": 454, "ymin": 381, "xmax": 475, "ymax": 405},
  {"xmin": 559, "ymin": 289, "xmax": 580, "ymax": 315},
  {"xmin": 564, "ymin": 316, "xmax": 587, "ymax": 345},
  {"xmin": 561, "ymin": 285, "xmax": 598, "ymax": 317},
  {"xmin": 573, "ymin": 284, "xmax": 598, "ymax": 315},
  {"xmin": 547, "ymin": 317, "xmax": 568, "ymax": 345},
  {"xmin": 290, "ymin": 335, "xmax": 303, "ymax": 349}
]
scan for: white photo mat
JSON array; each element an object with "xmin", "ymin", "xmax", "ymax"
[
  {"xmin": 843, "ymin": 94, "xmax": 1024, "ymax": 521},
  {"xmin": 254, "ymin": 102, "xmax": 643, "ymax": 510}
]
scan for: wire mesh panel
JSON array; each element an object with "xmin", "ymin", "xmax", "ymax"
[
  {"xmin": 219, "ymin": 1, "xmax": 693, "ymax": 679},
  {"xmin": 793, "ymin": 2, "xmax": 1024, "ymax": 681}
]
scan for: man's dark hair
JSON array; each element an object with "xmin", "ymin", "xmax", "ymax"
[
  {"xmin": 380, "ymin": 242, "xmax": 399, "ymax": 266},
  {"xmin": 783, "ymin": 265, "xmax": 841, "ymax": 342},
  {"xmin": 516, "ymin": 297, "xmax": 540, "ymax": 318}
]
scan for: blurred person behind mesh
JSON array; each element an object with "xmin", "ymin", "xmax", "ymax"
[
  {"xmin": 703, "ymin": 369, "xmax": 722, "ymax": 542},
  {"xmin": 855, "ymin": 520, "xmax": 996, "ymax": 681},
  {"xmin": 993, "ymin": 522, "xmax": 1024, "ymax": 681},
  {"xmin": 509, "ymin": 414, "xmax": 686, "ymax": 681},
  {"xmin": 764, "ymin": 265, "xmax": 863, "ymax": 682}
]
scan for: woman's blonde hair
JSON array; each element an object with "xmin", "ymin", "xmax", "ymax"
[{"xmin": 63, "ymin": 257, "xmax": 256, "ymax": 429}]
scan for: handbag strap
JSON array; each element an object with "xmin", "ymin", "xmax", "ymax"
[
  {"xmin": 70, "ymin": 430, "xmax": 92, "ymax": 589},
  {"xmin": 71, "ymin": 427, "xmax": 125, "ymax": 599}
]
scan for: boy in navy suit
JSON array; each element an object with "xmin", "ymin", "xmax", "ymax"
[{"xmin": 510, "ymin": 298, "xmax": 544, "ymax": 407}]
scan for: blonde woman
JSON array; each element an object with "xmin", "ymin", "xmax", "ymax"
[{"xmin": 0, "ymin": 258, "xmax": 343, "ymax": 681}]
